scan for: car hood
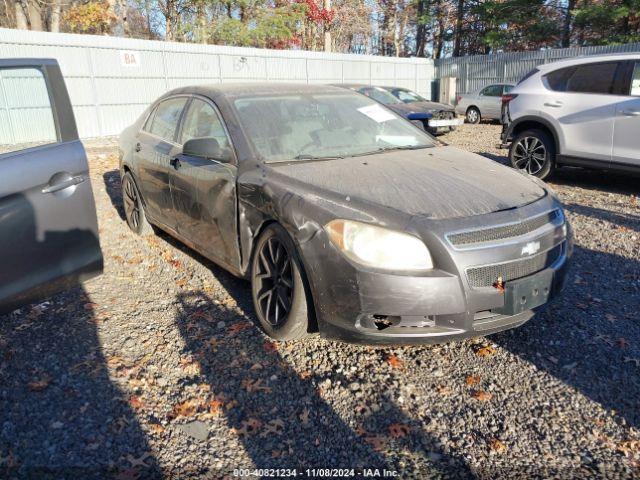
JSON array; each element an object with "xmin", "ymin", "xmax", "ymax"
[
  {"xmin": 406, "ymin": 100, "xmax": 454, "ymax": 112},
  {"xmin": 268, "ymin": 147, "xmax": 545, "ymax": 220},
  {"xmin": 385, "ymin": 103, "xmax": 430, "ymax": 117}
]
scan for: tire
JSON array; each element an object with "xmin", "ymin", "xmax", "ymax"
[
  {"xmin": 250, "ymin": 224, "xmax": 312, "ymax": 341},
  {"xmin": 466, "ymin": 107, "xmax": 481, "ymax": 124},
  {"xmin": 122, "ymin": 171, "xmax": 153, "ymax": 235},
  {"xmin": 509, "ymin": 129, "xmax": 555, "ymax": 180}
]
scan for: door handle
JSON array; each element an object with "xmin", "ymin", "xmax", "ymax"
[
  {"xmin": 544, "ymin": 101, "xmax": 563, "ymax": 108},
  {"xmin": 42, "ymin": 175, "xmax": 86, "ymax": 194},
  {"xmin": 620, "ymin": 109, "xmax": 640, "ymax": 116},
  {"xmin": 169, "ymin": 157, "xmax": 181, "ymax": 169},
  {"xmin": 134, "ymin": 142, "xmax": 141, "ymax": 152}
]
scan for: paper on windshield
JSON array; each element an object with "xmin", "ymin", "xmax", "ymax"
[{"xmin": 357, "ymin": 104, "xmax": 396, "ymax": 123}]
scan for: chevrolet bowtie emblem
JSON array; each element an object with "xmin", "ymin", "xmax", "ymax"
[{"xmin": 521, "ymin": 241, "xmax": 541, "ymax": 256}]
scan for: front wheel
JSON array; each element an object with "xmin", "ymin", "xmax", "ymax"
[
  {"xmin": 509, "ymin": 129, "xmax": 555, "ymax": 179},
  {"xmin": 466, "ymin": 107, "xmax": 481, "ymax": 124},
  {"xmin": 250, "ymin": 224, "xmax": 312, "ymax": 341}
]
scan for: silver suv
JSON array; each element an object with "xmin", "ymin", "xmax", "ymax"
[{"xmin": 501, "ymin": 54, "xmax": 640, "ymax": 179}]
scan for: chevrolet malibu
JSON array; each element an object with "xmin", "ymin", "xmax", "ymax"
[{"xmin": 119, "ymin": 84, "xmax": 571, "ymax": 345}]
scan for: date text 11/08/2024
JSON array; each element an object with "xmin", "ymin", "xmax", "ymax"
[{"xmin": 233, "ymin": 468, "xmax": 399, "ymax": 477}]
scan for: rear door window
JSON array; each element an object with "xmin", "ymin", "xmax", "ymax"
[
  {"xmin": 566, "ymin": 62, "xmax": 619, "ymax": 94},
  {"xmin": 148, "ymin": 97, "xmax": 187, "ymax": 142},
  {"xmin": 480, "ymin": 85, "xmax": 502, "ymax": 96},
  {"xmin": 0, "ymin": 67, "xmax": 57, "ymax": 155},
  {"xmin": 546, "ymin": 62, "xmax": 620, "ymax": 94}
]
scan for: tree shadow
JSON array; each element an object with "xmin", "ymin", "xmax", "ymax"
[
  {"xmin": 173, "ymin": 284, "xmax": 474, "ymax": 476},
  {"xmin": 492, "ymin": 245, "xmax": 640, "ymax": 431},
  {"xmin": 563, "ymin": 203, "xmax": 640, "ymax": 233}
]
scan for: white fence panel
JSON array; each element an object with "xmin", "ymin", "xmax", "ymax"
[{"xmin": 0, "ymin": 28, "xmax": 434, "ymax": 139}]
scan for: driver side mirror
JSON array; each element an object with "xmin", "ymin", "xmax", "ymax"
[{"xmin": 183, "ymin": 137, "xmax": 232, "ymax": 163}]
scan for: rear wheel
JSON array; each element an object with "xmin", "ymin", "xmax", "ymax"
[
  {"xmin": 122, "ymin": 171, "xmax": 153, "ymax": 235},
  {"xmin": 466, "ymin": 107, "xmax": 481, "ymax": 124},
  {"xmin": 509, "ymin": 129, "xmax": 555, "ymax": 179},
  {"xmin": 250, "ymin": 224, "xmax": 311, "ymax": 341}
]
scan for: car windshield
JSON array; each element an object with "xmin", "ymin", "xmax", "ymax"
[
  {"xmin": 358, "ymin": 87, "xmax": 402, "ymax": 105},
  {"xmin": 395, "ymin": 89, "xmax": 425, "ymax": 103},
  {"xmin": 234, "ymin": 92, "xmax": 435, "ymax": 163}
]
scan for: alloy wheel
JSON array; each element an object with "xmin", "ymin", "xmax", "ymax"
[
  {"xmin": 512, "ymin": 136, "xmax": 547, "ymax": 175},
  {"xmin": 467, "ymin": 109, "xmax": 479, "ymax": 123},
  {"xmin": 254, "ymin": 236, "xmax": 294, "ymax": 326},
  {"xmin": 123, "ymin": 176, "xmax": 141, "ymax": 230}
]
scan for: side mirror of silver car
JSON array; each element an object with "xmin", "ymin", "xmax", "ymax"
[{"xmin": 183, "ymin": 137, "xmax": 232, "ymax": 163}]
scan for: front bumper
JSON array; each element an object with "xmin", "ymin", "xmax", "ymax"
[{"xmin": 299, "ymin": 196, "xmax": 571, "ymax": 345}]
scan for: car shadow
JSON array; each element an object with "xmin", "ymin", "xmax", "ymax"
[
  {"xmin": 103, "ymin": 170, "xmax": 126, "ymax": 221},
  {"xmin": 563, "ymin": 203, "xmax": 640, "ymax": 233},
  {"xmin": 173, "ymin": 287, "xmax": 474, "ymax": 476},
  {"xmin": 0, "ymin": 191, "xmax": 160, "ymax": 478},
  {"xmin": 492, "ymin": 244, "xmax": 640, "ymax": 431}
]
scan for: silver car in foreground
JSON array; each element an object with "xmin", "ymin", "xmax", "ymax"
[{"xmin": 455, "ymin": 84, "xmax": 515, "ymax": 123}]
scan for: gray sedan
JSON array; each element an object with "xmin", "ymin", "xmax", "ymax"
[
  {"xmin": 455, "ymin": 84, "xmax": 514, "ymax": 123},
  {"xmin": 119, "ymin": 83, "xmax": 570, "ymax": 345}
]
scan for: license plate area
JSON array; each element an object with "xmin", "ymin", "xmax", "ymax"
[
  {"xmin": 428, "ymin": 118, "xmax": 464, "ymax": 127},
  {"xmin": 494, "ymin": 269, "xmax": 553, "ymax": 315}
]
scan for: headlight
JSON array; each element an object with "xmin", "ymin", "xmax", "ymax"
[{"xmin": 325, "ymin": 219, "xmax": 433, "ymax": 271}]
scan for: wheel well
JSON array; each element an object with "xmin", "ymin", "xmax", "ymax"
[
  {"xmin": 249, "ymin": 220, "xmax": 319, "ymax": 334},
  {"xmin": 467, "ymin": 105, "xmax": 479, "ymax": 113},
  {"xmin": 511, "ymin": 120, "xmax": 559, "ymax": 153}
]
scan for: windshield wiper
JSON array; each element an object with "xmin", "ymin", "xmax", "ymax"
[
  {"xmin": 293, "ymin": 154, "xmax": 344, "ymax": 161},
  {"xmin": 347, "ymin": 144, "xmax": 432, "ymax": 158}
]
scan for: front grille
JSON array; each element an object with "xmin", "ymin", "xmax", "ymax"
[
  {"xmin": 466, "ymin": 243, "xmax": 563, "ymax": 288},
  {"xmin": 448, "ymin": 210, "xmax": 560, "ymax": 247},
  {"xmin": 432, "ymin": 110, "xmax": 455, "ymax": 120}
]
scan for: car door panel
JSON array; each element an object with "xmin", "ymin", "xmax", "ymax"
[
  {"xmin": 612, "ymin": 62, "xmax": 640, "ymax": 167},
  {"xmin": 135, "ymin": 133, "xmax": 179, "ymax": 227},
  {"xmin": 135, "ymin": 97, "xmax": 188, "ymax": 229},
  {"xmin": 169, "ymin": 97, "xmax": 240, "ymax": 268},
  {"xmin": 0, "ymin": 60, "xmax": 103, "ymax": 313}
]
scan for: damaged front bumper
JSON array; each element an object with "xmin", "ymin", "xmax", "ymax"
[{"xmin": 299, "ymin": 196, "xmax": 571, "ymax": 346}]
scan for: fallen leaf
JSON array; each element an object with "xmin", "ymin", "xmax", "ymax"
[
  {"xmin": 475, "ymin": 345, "xmax": 497, "ymax": 357},
  {"xmin": 617, "ymin": 338, "xmax": 630, "ymax": 349},
  {"xmin": 299, "ymin": 370, "xmax": 312, "ymax": 379},
  {"xmin": 207, "ymin": 399, "xmax": 224, "ymax": 416},
  {"xmin": 465, "ymin": 375, "xmax": 481, "ymax": 386},
  {"xmin": 436, "ymin": 384, "xmax": 452, "ymax": 396},
  {"xmin": 129, "ymin": 396, "xmax": 145, "ymax": 410},
  {"xmin": 492, "ymin": 276, "xmax": 505, "ymax": 293},
  {"xmin": 228, "ymin": 322, "xmax": 252, "ymax": 334},
  {"xmin": 241, "ymin": 378, "xmax": 272, "ymax": 393},
  {"xmin": 388, "ymin": 423, "xmax": 411, "ymax": 438},
  {"xmin": 28, "ymin": 376, "xmax": 51, "ymax": 392},
  {"xmin": 127, "ymin": 452, "xmax": 152, "ymax": 468},
  {"xmin": 234, "ymin": 418, "xmax": 262, "ymax": 437},
  {"xmin": 488, "ymin": 438, "xmax": 507, "ymax": 453},
  {"xmin": 263, "ymin": 341, "xmax": 278, "ymax": 353},
  {"xmin": 260, "ymin": 418, "xmax": 285, "ymax": 437},
  {"xmin": 299, "ymin": 408, "xmax": 310, "ymax": 425},
  {"xmin": 471, "ymin": 390, "xmax": 493, "ymax": 401},
  {"xmin": 148, "ymin": 423, "xmax": 165, "ymax": 434},
  {"xmin": 386, "ymin": 354, "xmax": 404, "ymax": 369},
  {"xmin": 170, "ymin": 399, "xmax": 199, "ymax": 418}
]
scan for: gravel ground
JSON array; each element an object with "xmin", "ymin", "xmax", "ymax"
[{"xmin": 1, "ymin": 124, "xmax": 639, "ymax": 479}]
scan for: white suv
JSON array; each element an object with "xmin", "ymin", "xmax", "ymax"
[{"xmin": 501, "ymin": 54, "xmax": 640, "ymax": 179}]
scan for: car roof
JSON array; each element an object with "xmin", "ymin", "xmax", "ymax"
[
  {"xmin": 331, "ymin": 83, "xmax": 385, "ymax": 90},
  {"xmin": 165, "ymin": 82, "xmax": 351, "ymax": 99},
  {"xmin": 538, "ymin": 53, "xmax": 640, "ymax": 72}
]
